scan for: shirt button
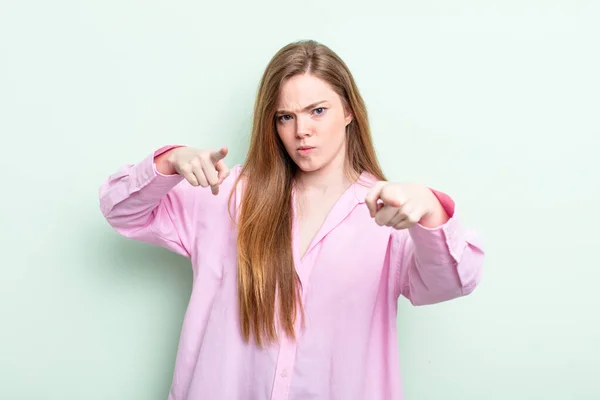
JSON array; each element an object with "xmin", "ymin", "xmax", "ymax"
[{"xmin": 281, "ymin": 370, "xmax": 288, "ymax": 378}]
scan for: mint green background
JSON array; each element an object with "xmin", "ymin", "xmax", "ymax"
[{"xmin": 1, "ymin": 1, "xmax": 598, "ymax": 399}]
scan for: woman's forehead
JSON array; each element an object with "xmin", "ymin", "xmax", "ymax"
[{"xmin": 277, "ymin": 75, "xmax": 339, "ymax": 109}]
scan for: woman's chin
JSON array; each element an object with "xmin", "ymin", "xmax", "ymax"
[{"xmin": 293, "ymin": 158, "xmax": 321, "ymax": 173}]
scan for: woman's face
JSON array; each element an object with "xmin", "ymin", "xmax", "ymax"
[{"xmin": 275, "ymin": 73, "xmax": 353, "ymax": 174}]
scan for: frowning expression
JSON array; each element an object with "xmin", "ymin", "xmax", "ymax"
[{"xmin": 275, "ymin": 73, "xmax": 353, "ymax": 173}]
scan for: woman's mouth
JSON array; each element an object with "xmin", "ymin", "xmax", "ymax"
[{"xmin": 298, "ymin": 146, "xmax": 315, "ymax": 156}]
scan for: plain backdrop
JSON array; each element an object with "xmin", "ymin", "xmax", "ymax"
[{"xmin": 1, "ymin": 0, "xmax": 598, "ymax": 399}]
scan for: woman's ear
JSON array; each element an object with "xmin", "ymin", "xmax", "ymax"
[{"xmin": 344, "ymin": 106, "xmax": 354, "ymax": 126}]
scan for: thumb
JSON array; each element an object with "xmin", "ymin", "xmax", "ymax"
[{"xmin": 210, "ymin": 146, "xmax": 228, "ymax": 164}]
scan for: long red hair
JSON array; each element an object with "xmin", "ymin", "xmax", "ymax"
[{"xmin": 229, "ymin": 40, "xmax": 386, "ymax": 346}]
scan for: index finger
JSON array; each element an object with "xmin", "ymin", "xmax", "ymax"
[
  {"xmin": 365, "ymin": 181, "xmax": 386, "ymax": 218},
  {"xmin": 209, "ymin": 146, "xmax": 228, "ymax": 164}
]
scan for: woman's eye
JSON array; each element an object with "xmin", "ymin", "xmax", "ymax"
[
  {"xmin": 279, "ymin": 115, "xmax": 292, "ymax": 122},
  {"xmin": 314, "ymin": 107, "xmax": 325, "ymax": 115}
]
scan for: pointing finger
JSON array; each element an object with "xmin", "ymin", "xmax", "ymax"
[
  {"xmin": 365, "ymin": 181, "xmax": 387, "ymax": 217},
  {"xmin": 210, "ymin": 147, "xmax": 228, "ymax": 164}
]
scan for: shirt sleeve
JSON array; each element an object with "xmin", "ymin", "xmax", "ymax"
[
  {"xmin": 391, "ymin": 189, "xmax": 485, "ymax": 305},
  {"xmin": 98, "ymin": 145, "xmax": 219, "ymax": 258}
]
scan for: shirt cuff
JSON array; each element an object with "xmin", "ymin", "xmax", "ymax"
[
  {"xmin": 153, "ymin": 144, "xmax": 185, "ymax": 177},
  {"xmin": 429, "ymin": 187, "xmax": 455, "ymax": 217},
  {"xmin": 127, "ymin": 146, "xmax": 185, "ymax": 197},
  {"xmin": 408, "ymin": 190, "xmax": 467, "ymax": 266}
]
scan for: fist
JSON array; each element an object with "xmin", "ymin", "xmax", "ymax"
[
  {"xmin": 365, "ymin": 182, "xmax": 438, "ymax": 230},
  {"xmin": 168, "ymin": 146, "xmax": 230, "ymax": 195}
]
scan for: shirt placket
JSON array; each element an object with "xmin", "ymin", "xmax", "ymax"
[
  {"xmin": 269, "ymin": 189, "xmax": 357, "ymax": 399},
  {"xmin": 270, "ymin": 328, "xmax": 298, "ymax": 400}
]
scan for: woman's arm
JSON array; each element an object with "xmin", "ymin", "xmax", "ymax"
[
  {"xmin": 99, "ymin": 145, "xmax": 195, "ymax": 257},
  {"xmin": 99, "ymin": 145, "xmax": 234, "ymax": 258},
  {"xmin": 391, "ymin": 190, "xmax": 485, "ymax": 305}
]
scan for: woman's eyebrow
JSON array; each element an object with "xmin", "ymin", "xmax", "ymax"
[{"xmin": 276, "ymin": 100, "xmax": 328, "ymax": 115}]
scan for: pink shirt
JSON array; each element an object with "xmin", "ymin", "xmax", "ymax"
[{"xmin": 99, "ymin": 145, "xmax": 485, "ymax": 400}]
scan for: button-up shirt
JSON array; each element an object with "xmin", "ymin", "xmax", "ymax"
[{"xmin": 99, "ymin": 145, "xmax": 485, "ymax": 400}]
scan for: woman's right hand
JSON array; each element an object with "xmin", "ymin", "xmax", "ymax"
[{"xmin": 166, "ymin": 146, "xmax": 230, "ymax": 195}]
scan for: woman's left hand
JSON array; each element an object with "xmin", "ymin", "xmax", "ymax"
[{"xmin": 365, "ymin": 182, "xmax": 445, "ymax": 230}]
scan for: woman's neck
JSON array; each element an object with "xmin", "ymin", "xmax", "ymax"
[{"xmin": 295, "ymin": 158, "xmax": 358, "ymax": 197}]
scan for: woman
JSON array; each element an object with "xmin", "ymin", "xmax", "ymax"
[{"xmin": 99, "ymin": 40, "xmax": 484, "ymax": 400}]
